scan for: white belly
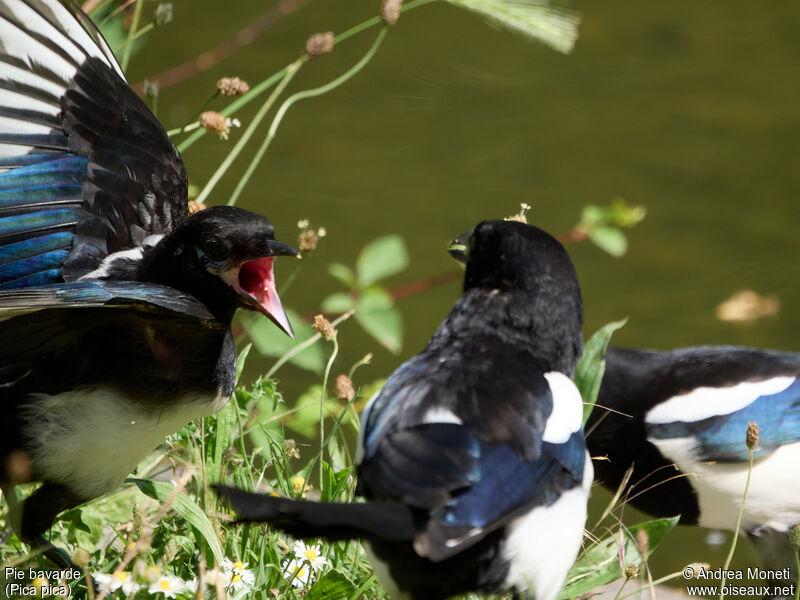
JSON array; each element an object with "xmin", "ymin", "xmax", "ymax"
[
  {"xmin": 503, "ymin": 453, "xmax": 593, "ymax": 600},
  {"xmin": 651, "ymin": 438, "xmax": 800, "ymax": 532},
  {"xmin": 19, "ymin": 387, "xmax": 229, "ymax": 499}
]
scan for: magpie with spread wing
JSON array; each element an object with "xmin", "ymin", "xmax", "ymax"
[
  {"xmin": 0, "ymin": 0, "xmax": 297, "ymax": 567},
  {"xmin": 218, "ymin": 220, "xmax": 592, "ymax": 600},
  {"xmin": 588, "ymin": 345, "xmax": 800, "ymax": 592}
]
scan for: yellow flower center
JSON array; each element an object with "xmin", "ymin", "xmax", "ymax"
[
  {"xmin": 159, "ymin": 579, "xmax": 172, "ymax": 591},
  {"xmin": 303, "ymin": 549, "xmax": 318, "ymax": 561},
  {"xmin": 233, "ymin": 561, "xmax": 245, "ymax": 571},
  {"xmin": 113, "ymin": 572, "xmax": 129, "ymax": 583},
  {"xmin": 231, "ymin": 573, "xmax": 242, "ymax": 583}
]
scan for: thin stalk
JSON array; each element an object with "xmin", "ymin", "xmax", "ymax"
[
  {"xmin": 176, "ymin": 0, "xmax": 438, "ymax": 153},
  {"xmin": 620, "ymin": 571, "xmax": 684, "ymax": 599},
  {"xmin": 227, "ymin": 26, "xmax": 388, "ymax": 207},
  {"xmin": 265, "ymin": 310, "xmax": 354, "ymax": 379},
  {"xmin": 795, "ymin": 550, "xmax": 800, "ymax": 600},
  {"xmin": 195, "ymin": 59, "xmax": 303, "ymax": 207},
  {"xmin": 167, "ymin": 91, "xmax": 220, "ymax": 138},
  {"xmin": 319, "ymin": 336, "xmax": 339, "ymax": 485},
  {"xmin": 719, "ymin": 447, "xmax": 755, "ymax": 600},
  {"xmin": 120, "ymin": 0, "xmax": 144, "ymax": 72}
]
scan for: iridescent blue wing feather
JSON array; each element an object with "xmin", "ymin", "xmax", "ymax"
[{"xmin": 0, "ymin": 0, "xmax": 188, "ymax": 287}]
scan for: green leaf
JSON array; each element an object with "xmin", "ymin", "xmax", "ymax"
[
  {"xmin": 356, "ymin": 235, "xmax": 409, "ymax": 287},
  {"xmin": 352, "ymin": 287, "xmax": 403, "ymax": 353},
  {"xmin": 576, "ymin": 318, "xmax": 627, "ymax": 424},
  {"xmin": 305, "ymin": 569, "xmax": 357, "ymax": 600},
  {"xmin": 286, "ymin": 386, "xmax": 341, "ymax": 439},
  {"xmin": 328, "ymin": 263, "xmax": 356, "ymax": 288},
  {"xmin": 61, "ymin": 507, "xmax": 104, "ymax": 547},
  {"xmin": 129, "ymin": 478, "xmax": 224, "ymax": 565},
  {"xmin": 321, "ymin": 292, "xmax": 356, "ymax": 313},
  {"xmin": 210, "ymin": 400, "xmax": 237, "ymax": 482},
  {"xmin": 558, "ymin": 517, "xmax": 679, "ymax": 599},
  {"xmin": 589, "ymin": 225, "xmax": 628, "ymax": 257},
  {"xmin": 320, "ymin": 461, "xmax": 353, "ymax": 503},
  {"xmin": 445, "ymin": 0, "xmax": 580, "ymax": 54},
  {"xmin": 246, "ymin": 309, "xmax": 325, "ymax": 374},
  {"xmin": 235, "ymin": 343, "xmax": 252, "ymax": 385}
]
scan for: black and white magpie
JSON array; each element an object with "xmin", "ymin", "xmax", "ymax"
[
  {"xmin": 0, "ymin": 0, "xmax": 297, "ymax": 568},
  {"xmin": 588, "ymin": 345, "xmax": 800, "ymax": 585},
  {"xmin": 218, "ymin": 220, "xmax": 592, "ymax": 600}
]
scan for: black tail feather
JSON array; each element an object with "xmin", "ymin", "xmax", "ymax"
[{"xmin": 214, "ymin": 485, "xmax": 417, "ymax": 543}]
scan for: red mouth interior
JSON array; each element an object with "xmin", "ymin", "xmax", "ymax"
[{"xmin": 238, "ymin": 257, "xmax": 275, "ymax": 304}]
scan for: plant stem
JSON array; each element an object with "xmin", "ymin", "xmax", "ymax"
[
  {"xmin": 620, "ymin": 571, "xmax": 684, "ymax": 599},
  {"xmin": 176, "ymin": 0, "xmax": 438, "ymax": 153},
  {"xmin": 719, "ymin": 447, "xmax": 755, "ymax": 600},
  {"xmin": 265, "ymin": 310, "xmax": 354, "ymax": 379},
  {"xmin": 120, "ymin": 0, "xmax": 143, "ymax": 72},
  {"xmin": 319, "ymin": 336, "xmax": 339, "ymax": 486},
  {"xmin": 795, "ymin": 550, "xmax": 800, "ymax": 600},
  {"xmin": 194, "ymin": 59, "xmax": 303, "ymax": 207},
  {"xmin": 227, "ymin": 26, "xmax": 388, "ymax": 207}
]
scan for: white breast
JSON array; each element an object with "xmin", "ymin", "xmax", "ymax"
[
  {"xmin": 650, "ymin": 437, "xmax": 800, "ymax": 532},
  {"xmin": 20, "ymin": 387, "xmax": 229, "ymax": 499}
]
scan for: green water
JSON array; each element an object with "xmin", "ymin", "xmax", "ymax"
[{"xmin": 128, "ymin": 0, "xmax": 799, "ymax": 589}]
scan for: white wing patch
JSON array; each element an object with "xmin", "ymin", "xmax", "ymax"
[
  {"xmin": 542, "ymin": 371, "xmax": 583, "ymax": 443},
  {"xmin": 645, "ymin": 376, "xmax": 795, "ymax": 425}
]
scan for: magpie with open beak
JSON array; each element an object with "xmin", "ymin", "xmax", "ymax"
[
  {"xmin": 588, "ymin": 345, "xmax": 800, "ymax": 596},
  {"xmin": 218, "ymin": 220, "xmax": 592, "ymax": 600},
  {"xmin": 0, "ymin": 0, "xmax": 296, "ymax": 568}
]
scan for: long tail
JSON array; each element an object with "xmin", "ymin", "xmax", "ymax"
[{"xmin": 214, "ymin": 485, "xmax": 417, "ymax": 543}]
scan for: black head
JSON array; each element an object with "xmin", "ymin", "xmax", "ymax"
[
  {"xmin": 440, "ymin": 220, "xmax": 583, "ymax": 373},
  {"xmin": 139, "ymin": 206, "xmax": 298, "ymax": 334}
]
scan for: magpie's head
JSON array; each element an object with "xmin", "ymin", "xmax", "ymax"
[
  {"xmin": 142, "ymin": 206, "xmax": 298, "ymax": 335},
  {"xmin": 461, "ymin": 220, "xmax": 579, "ymax": 296},
  {"xmin": 445, "ymin": 220, "xmax": 583, "ymax": 371}
]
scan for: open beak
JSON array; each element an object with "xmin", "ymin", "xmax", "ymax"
[
  {"xmin": 231, "ymin": 240, "xmax": 299, "ymax": 339},
  {"xmin": 447, "ymin": 230, "xmax": 472, "ymax": 266}
]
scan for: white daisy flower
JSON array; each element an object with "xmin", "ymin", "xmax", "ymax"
[
  {"xmin": 221, "ymin": 558, "xmax": 255, "ymax": 590},
  {"xmin": 293, "ymin": 540, "xmax": 328, "ymax": 571},
  {"xmin": 147, "ymin": 575, "xmax": 186, "ymax": 598},
  {"xmin": 94, "ymin": 571, "xmax": 140, "ymax": 595},
  {"xmin": 282, "ymin": 558, "xmax": 313, "ymax": 588}
]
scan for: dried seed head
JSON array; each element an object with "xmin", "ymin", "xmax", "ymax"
[
  {"xmin": 200, "ymin": 111, "xmax": 241, "ymax": 140},
  {"xmin": 154, "ymin": 2, "xmax": 173, "ymax": 26},
  {"xmin": 381, "ymin": 0, "xmax": 402, "ymax": 24},
  {"xmin": 188, "ymin": 200, "xmax": 207, "ymax": 214},
  {"xmin": 305, "ymin": 32, "xmax": 334, "ymax": 58},
  {"xmin": 791, "ymin": 525, "xmax": 800, "ymax": 551},
  {"xmin": 143, "ymin": 79, "xmax": 159, "ymax": 98},
  {"xmin": 505, "ymin": 202, "xmax": 531, "ymax": 223},
  {"xmin": 313, "ymin": 314, "xmax": 337, "ymax": 341},
  {"xmin": 284, "ymin": 439, "xmax": 300, "ymax": 459},
  {"xmin": 746, "ymin": 421, "xmax": 759, "ymax": 449},
  {"xmin": 221, "ymin": 446, "xmax": 235, "ymax": 463},
  {"xmin": 635, "ymin": 529, "xmax": 649, "ymax": 556},
  {"xmin": 335, "ymin": 375, "xmax": 355, "ymax": 401},
  {"xmin": 298, "ymin": 229, "xmax": 319, "ymax": 253},
  {"xmin": 624, "ymin": 564, "xmax": 639, "ymax": 579},
  {"xmin": 217, "ymin": 76, "xmax": 250, "ymax": 96}
]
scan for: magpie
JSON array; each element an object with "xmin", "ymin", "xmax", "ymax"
[
  {"xmin": 0, "ymin": 0, "xmax": 297, "ymax": 568},
  {"xmin": 588, "ymin": 345, "xmax": 800, "ymax": 588},
  {"xmin": 218, "ymin": 219, "xmax": 592, "ymax": 600}
]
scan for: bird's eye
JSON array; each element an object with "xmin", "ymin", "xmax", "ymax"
[{"xmin": 204, "ymin": 238, "xmax": 226, "ymax": 261}]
